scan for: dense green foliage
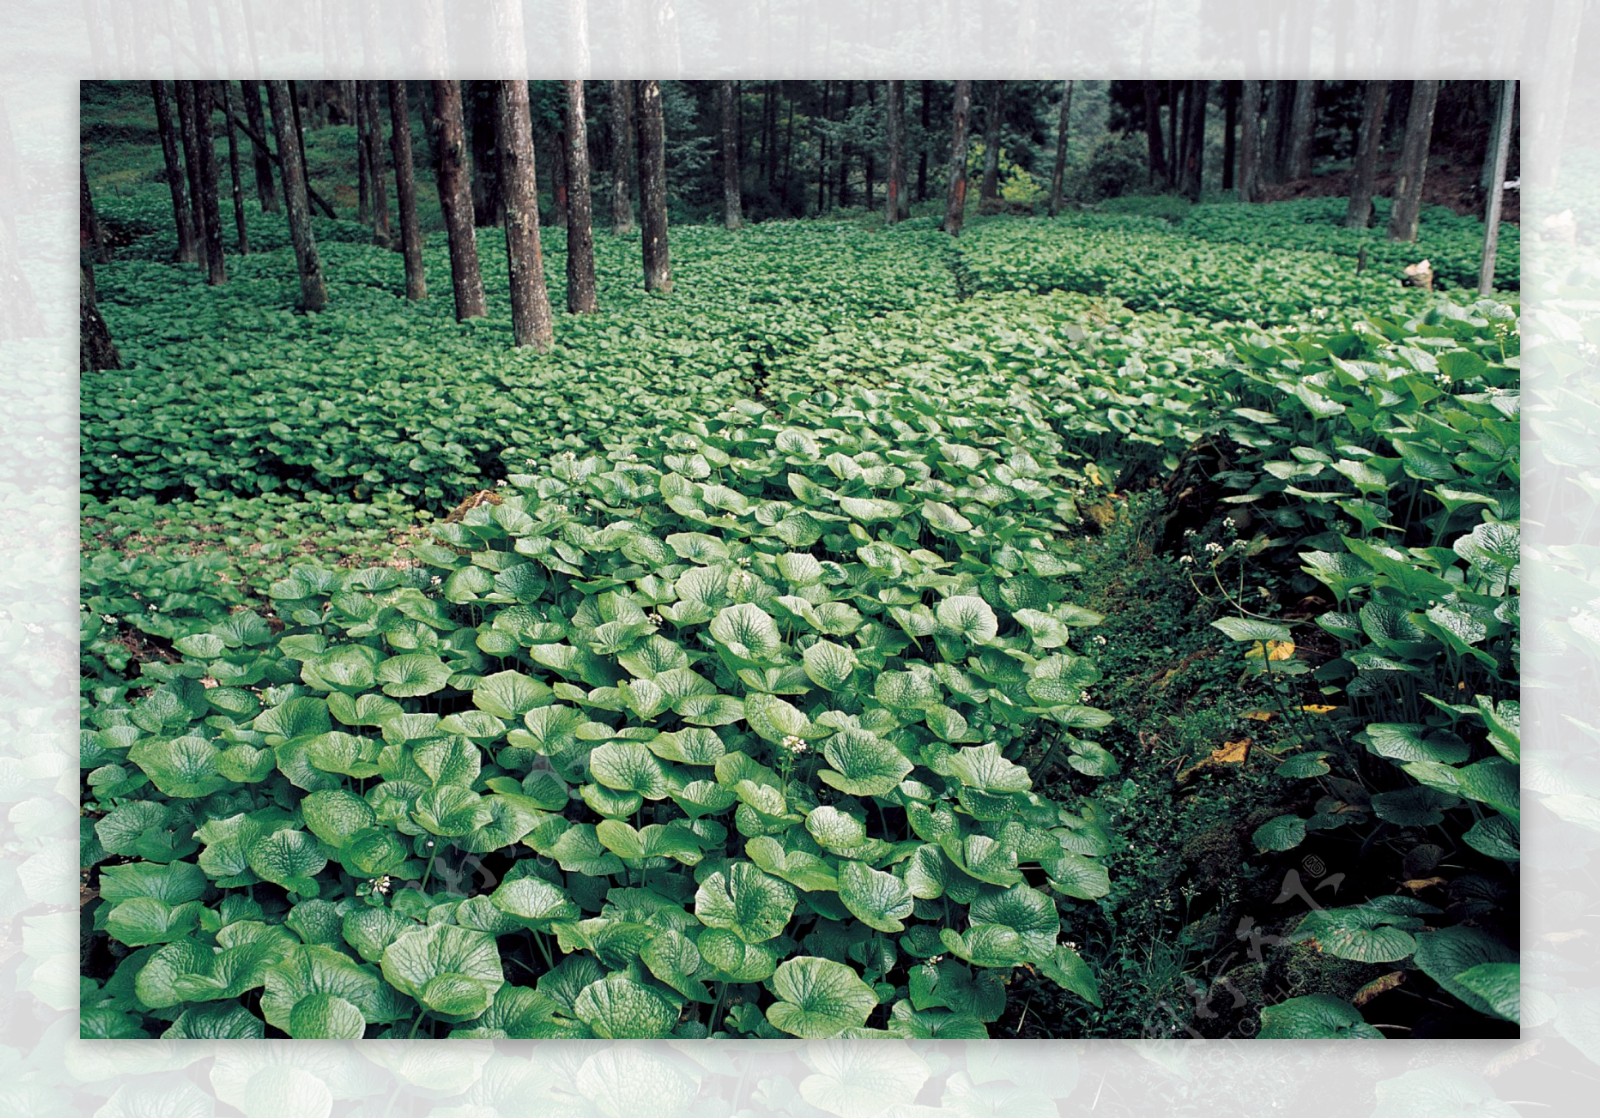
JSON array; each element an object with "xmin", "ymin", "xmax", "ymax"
[{"xmin": 81, "ymin": 111, "xmax": 1518, "ymax": 1041}]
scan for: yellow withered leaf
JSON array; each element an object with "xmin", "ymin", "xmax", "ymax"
[
  {"xmin": 1301, "ymin": 704, "xmax": 1338, "ymax": 714},
  {"xmin": 1244, "ymin": 639, "xmax": 1295, "ymax": 661},
  {"xmin": 1351, "ymin": 971, "xmax": 1406, "ymax": 1008},
  {"xmin": 1243, "ymin": 710, "xmax": 1274, "ymax": 722},
  {"xmin": 1210, "ymin": 739, "xmax": 1251, "ymax": 765}
]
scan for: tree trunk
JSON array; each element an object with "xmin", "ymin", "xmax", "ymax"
[
  {"xmin": 81, "ymin": 264, "xmax": 120, "ymax": 372},
  {"xmin": 917, "ymin": 79, "xmax": 931, "ymax": 202},
  {"xmin": 1238, "ymin": 78, "xmax": 1262, "ymax": 202},
  {"xmin": 564, "ymin": 80, "xmax": 597, "ymax": 313},
  {"xmin": 1222, "ymin": 81, "xmax": 1237, "ymax": 191},
  {"xmin": 497, "ymin": 80, "xmax": 554, "ymax": 349},
  {"xmin": 885, "ymin": 79, "xmax": 906, "ymax": 224},
  {"xmin": 1480, "ymin": 79, "xmax": 1515, "ymax": 194},
  {"xmin": 387, "ymin": 80, "xmax": 427, "ymax": 301},
  {"xmin": 174, "ymin": 81, "xmax": 211, "ymax": 272},
  {"xmin": 1262, "ymin": 80, "xmax": 1289, "ymax": 182},
  {"xmin": 151, "ymin": 81, "xmax": 197, "ymax": 262},
  {"xmin": 357, "ymin": 84, "xmax": 371, "ymax": 225},
  {"xmin": 1387, "ymin": 79, "xmax": 1439, "ymax": 242},
  {"xmin": 1048, "ymin": 79, "xmax": 1072, "ymax": 216},
  {"xmin": 550, "ymin": 128, "xmax": 569, "ymax": 229},
  {"xmin": 1167, "ymin": 81, "xmax": 1180, "ymax": 184},
  {"xmin": 864, "ymin": 82, "xmax": 876, "ymax": 212},
  {"xmin": 782, "ymin": 89, "xmax": 795, "ymax": 212},
  {"xmin": 635, "ymin": 80, "xmax": 672, "ymax": 293},
  {"xmin": 943, "ymin": 79, "xmax": 973, "ymax": 237},
  {"xmin": 220, "ymin": 82, "xmax": 250, "ymax": 254},
  {"xmin": 1344, "ymin": 80, "xmax": 1389, "ymax": 228},
  {"xmin": 265, "ymin": 80, "xmax": 326, "ymax": 311},
  {"xmin": 719, "ymin": 80, "xmax": 743, "ymax": 229},
  {"xmin": 1180, "ymin": 79, "xmax": 1207, "ymax": 201},
  {"xmin": 837, "ymin": 80, "xmax": 853, "ymax": 207},
  {"xmin": 288, "ymin": 81, "xmax": 311, "ymax": 194},
  {"xmin": 1143, "ymin": 82, "xmax": 1167, "ymax": 185},
  {"xmin": 609, "ymin": 80, "xmax": 635, "ymax": 233},
  {"xmin": 80, "ymin": 164, "xmax": 109, "ymax": 265},
  {"xmin": 191, "ymin": 82, "xmax": 227, "ymax": 284},
  {"xmin": 360, "ymin": 81, "xmax": 391, "ymax": 246},
  {"xmin": 817, "ymin": 80, "xmax": 831, "ymax": 214},
  {"xmin": 241, "ymin": 80, "xmax": 277, "ymax": 211},
  {"xmin": 468, "ymin": 82, "xmax": 502, "ymax": 227},
  {"xmin": 1286, "ymin": 80, "xmax": 1316, "ymax": 180},
  {"xmin": 429, "ymin": 81, "xmax": 486, "ymax": 320},
  {"xmin": 979, "ymin": 81, "xmax": 1003, "ymax": 205},
  {"xmin": 763, "ymin": 81, "xmax": 778, "ymax": 192},
  {"xmin": 1478, "ymin": 79, "xmax": 1516, "ymax": 294}
]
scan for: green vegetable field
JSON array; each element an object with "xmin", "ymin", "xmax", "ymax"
[{"xmin": 79, "ymin": 79, "xmax": 1519, "ymax": 1042}]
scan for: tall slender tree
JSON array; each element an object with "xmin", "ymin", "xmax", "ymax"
[
  {"xmin": 219, "ymin": 82, "xmax": 249, "ymax": 253},
  {"xmin": 943, "ymin": 80, "xmax": 973, "ymax": 237},
  {"xmin": 817, "ymin": 80, "xmax": 831, "ymax": 215},
  {"xmin": 837, "ymin": 81, "xmax": 853, "ymax": 208},
  {"xmin": 1344, "ymin": 80, "xmax": 1389, "ymax": 228},
  {"xmin": 1286, "ymin": 80, "xmax": 1316, "ymax": 180},
  {"xmin": 1048, "ymin": 79, "xmax": 1073, "ymax": 217},
  {"xmin": 564, "ymin": 80, "xmax": 598, "ymax": 313},
  {"xmin": 1179, "ymin": 80, "xmax": 1208, "ymax": 201},
  {"xmin": 608, "ymin": 80, "xmax": 635, "ymax": 233},
  {"xmin": 1221, "ymin": 81, "xmax": 1238, "ymax": 190},
  {"xmin": 360, "ymin": 81, "xmax": 391, "ymax": 246},
  {"xmin": 979, "ymin": 80, "xmax": 1004, "ymax": 206},
  {"xmin": 1387, "ymin": 79, "xmax": 1439, "ymax": 242},
  {"xmin": 387, "ymin": 80, "xmax": 426, "ymax": 301},
  {"xmin": 191, "ymin": 82, "xmax": 227, "ymax": 284},
  {"xmin": 917, "ymin": 80, "xmax": 932, "ymax": 202},
  {"xmin": 635, "ymin": 80, "xmax": 672, "ymax": 293},
  {"xmin": 1143, "ymin": 82, "xmax": 1168, "ymax": 186},
  {"xmin": 356, "ymin": 84, "xmax": 371, "ymax": 225},
  {"xmin": 80, "ymin": 164, "xmax": 109, "ymax": 265},
  {"xmin": 1479, "ymin": 79, "xmax": 1516, "ymax": 294},
  {"xmin": 497, "ymin": 80, "xmax": 554, "ymax": 349},
  {"xmin": 719, "ymin": 80, "xmax": 742, "ymax": 229},
  {"xmin": 864, "ymin": 81, "xmax": 877, "ymax": 211},
  {"xmin": 265, "ymin": 80, "xmax": 326, "ymax": 311},
  {"xmin": 240, "ymin": 80, "xmax": 277, "ymax": 211},
  {"xmin": 429, "ymin": 80, "xmax": 486, "ymax": 319},
  {"xmin": 467, "ymin": 82, "xmax": 502, "ymax": 227},
  {"xmin": 885, "ymin": 79, "xmax": 906, "ymax": 224},
  {"xmin": 81, "ymin": 264, "xmax": 120, "ymax": 372},
  {"xmin": 174, "ymin": 81, "xmax": 211, "ymax": 271},
  {"xmin": 1238, "ymin": 79, "xmax": 1262, "ymax": 202},
  {"xmin": 151, "ymin": 81, "xmax": 197, "ymax": 262}
]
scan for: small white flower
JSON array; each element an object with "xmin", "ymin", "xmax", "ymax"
[
  {"xmin": 431, "ymin": 575, "xmax": 443, "ymax": 586},
  {"xmin": 648, "ymin": 612, "xmax": 664, "ymax": 626},
  {"xmin": 1179, "ymin": 555, "xmax": 1194, "ymax": 566},
  {"xmin": 1079, "ymin": 690, "xmax": 1092, "ymax": 704},
  {"xmin": 782, "ymin": 734, "xmax": 808, "ymax": 756},
  {"xmin": 101, "ymin": 614, "xmax": 116, "ymax": 624},
  {"xmin": 1092, "ymin": 634, "xmax": 1107, "ymax": 647}
]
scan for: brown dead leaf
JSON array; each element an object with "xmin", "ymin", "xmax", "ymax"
[
  {"xmin": 1243, "ymin": 710, "xmax": 1274, "ymax": 722},
  {"xmin": 1301, "ymin": 704, "xmax": 1339, "ymax": 714},
  {"xmin": 1211, "ymin": 739, "xmax": 1251, "ymax": 764},
  {"xmin": 1351, "ymin": 971, "xmax": 1406, "ymax": 1008},
  {"xmin": 1401, "ymin": 876, "xmax": 1448, "ymax": 891}
]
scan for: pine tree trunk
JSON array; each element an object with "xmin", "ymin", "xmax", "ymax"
[
  {"xmin": 978, "ymin": 81, "xmax": 1004, "ymax": 206},
  {"xmin": 1167, "ymin": 81, "xmax": 1180, "ymax": 184},
  {"xmin": 564, "ymin": 80, "xmax": 598, "ymax": 313},
  {"xmin": 1387, "ymin": 79, "xmax": 1439, "ymax": 242},
  {"xmin": 1238, "ymin": 79, "xmax": 1262, "ymax": 202},
  {"xmin": 152, "ymin": 82, "xmax": 198, "ymax": 262},
  {"xmin": 1344, "ymin": 80, "xmax": 1389, "ymax": 228},
  {"xmin": 241, "ymin": 80, "xmax": 277, "ymax": 211},
  {"xmin": 864, "ymin": 82, "xmax": 876, "ymax": 212},
  {"xmin": 635, "ymin": 80, "xmax": 673, "ymax": 293},
  {"xmin": 1286, "ymin": 80, "xmax": 1316, "ymax": 180},
  {"xmin": 885, "ymin": 79, "xmax": 905, "ymax": 224},
  {"xmin": 719, "ymin": 80, "xmax": 743, "ymax": 229},
  {"xmin": 80, "ymin": 164, "xmax": 109, "ymax": 264},
  {"xmin": 764, "ymin": 81, "xmax": 778, "ymax": 192},
  {"xmin": 429, "ymin": 80, "xmax": 486, "ymax": 320},
  {"xmin": 1262, "ymin": 80, "xmax": 1289, "ymax": 183},
  {"xmin": 917, "ymin": 80, "xmax": 931, "ymax": 202},
  {"xmin": 609, "ymin": 80, "xmax": 635, "ymax": 233},
  {"xmin": 220, "ymin": 82, "xmax": 249, "ymax": 254},
  {"xmin": 357, "ymin": 85, "xmax": 371, "ymax": 225},
  {"xmin": 1048, "ymin": 79, "xmax": 1072, "ymax": 217},
  {"xmin": 1222, "ymin": 81, "xmax": 1237, "ymax": 191},
  {"xmin": 1180, "ymin": 80, "xmax": 1207, "ymax": 201},
  {"xmin": 361, "ymin": 81, "xmax": 391, "ymax": 246},
  {"xmin": 1478, "ymin": 79, "xmax": 1516, "ymax": 294},
  {"xmin": 837, "ymin": 81, "xmax": 853, "ymax": 208},
  {"xmin": 497, "ymin": 80, "xmax": 554, "ymax": 349},
  {"xmin": 943, "ymin": 79, "xmax": 972, "ymax": 237},
  {"xmin": 264, "ymin": 80, "xmax": 326, "ymax": 311},
  {"xmin": 551, "ymin": 129, "xmax": 569, "ymax": 228},
  {"xmin": 817, "ymin": 80, "xmax": 831, "ymax": 215},
  {"xmin": 174, "ymin": 81, "xmax": 211, "ymax": 271},
  {"xmin": 81, "ymin": 263, "xmax": 120, "ymax": 372},
  {"xmin": 387, "ymin": 80, "xmax": 427, "ymax": 301},
  {"xmin": 1143, "ymin": 82, "xmax": 1167, "ymax": 185},
  {"xmin": 191, "ymin": 82, "xmax": 227, "ymax": 284},
  {"xmin": 288, "ymin": 81, "xmax": 311, "ymax": 192}
]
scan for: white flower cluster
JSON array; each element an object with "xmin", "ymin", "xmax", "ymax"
[
  {"xmin": 648, "ymin": 612, "xmax": 664, "ymax": 626},
  {"xmin": 781, "ymin": 734, "xmax": 808, "ymax": 757}
]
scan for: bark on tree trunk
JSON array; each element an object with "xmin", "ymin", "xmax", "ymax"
[
  {"xmin": 817, "ymin": 80, "xmax": 831, "ymax": 215},
  {"xmin": 152, "ymin": 81, "xmax": 198, "ymax": 262},
  {"xmin": 943, "ymin": 79, "xmax": 972, "ymax": 237},
  {"xmin": 1167, "ymin": 81, "xmax": 1179, "ymax": 183},
  {"xmin": 1180, "ymin": 79, "xmax": 1207, "ymax": 201},
  {"xmin": 497, "ymin": 80, "xmax": 554, "ymax": 349},
  {"xmin": 1262, "ymin": 80, "xmax": 1289, "ymax": 183},
  {"xmin": 1387, "ymin": 79, "xmax": 1439, "ymax": 242},
  {"xmin": 609, "ymin": 80, "xmax": 635, "ymax": 233},
  {"xmin": 429, "ymin": 80, "xmax": 486, "ymax": 319},
  {"xmin": 1143, "ymin": 82, "xmax": 1167, "ymax": 185},
  {"xmin": 864, "ymin": 81, "xmax": 876, "ymax": 212},
  {"xmin": 719, "ymin": 80, "xmax": 743, "ymax": 229},
  {"xmin": 885, "ymin": 79, "xmax": 906, "ymax": 224},
  {"xmin": 388, "ymin": 80, "xmax": 427, "ymax": 301},
  {"xmin": 1478, "ymin": 79, "xmax": 1516, "ymax": 294},
  {"xmin": 361, "ymin": 81, "xmax": 391, "ymax": 246},
  {"xmin": 564, "ymin": 80, "xmax": 598, "ymax": 313},
  {"xmin": 917, "ymin": 80, "xmax": 931, "ymax": 202},
  {"xmin": 80, "ymin": 164, "xmax": 109, "ymax": 265},
  {"xmin": 1238, "ymin": 78, "xmax": 1262, "ymax": 202},
  {"xmin": 551, "ymin": 129, "xmax": 569, "ymax": 229},
  {"xmin": 635, "ymin": 80, "xmax": 673, "ymax": 293},
  {"xmin": 979, "ymin": 81, "xmax": 1003, "ymax": 205},
  {"xmin": 265, "ymin": 80, "xmax": 327, "ymax": 311},
  {"xmin": 288, "ymin": 81, "xmax": 311, "ymax": 193},
  {"xmin": 241, "ymin": 80, "xmax": 277, "ymax": 211},
  {"xmin": 174, "ymin": 81, "xmax": 211, "ymax": 272},
  {"xmin": 1344, "ymin": 80, "xmax": 1389, "ymax": 228},
  {"xmin": 81, "ymin": 263, "xmax": 120, "ymax": 372},
  {"xmin": 1222, "ymin": 80, "xmax": 1237, "ymax": 190},
  {"xmin": 468, "ymin": 82, "xmax": 502, "ymax": 227},
  {"xmin": 837, "ymin": 80, "xmax": 853, "ymax": 208},
  {"xmin": 220, "ymin": 81, "xmax": 250, "ymax": 254},
  {"xmin": 357, "ymin": 84, "xmax": 371, "ymax": 225},
  {"xmin": 764, "ymin": 81, "xmax": 778, "ymax": 193},
  {"xmin": 1286, "ymin": 79, "xmax": 1316, "ymax": 180},
  {"xmin": 191, "ymin": 82, "xmax": 227, "ymax": 285},
  {"xmin": 1048, "ymin": 79, "xmax": 1072, "ymax": 216}
]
